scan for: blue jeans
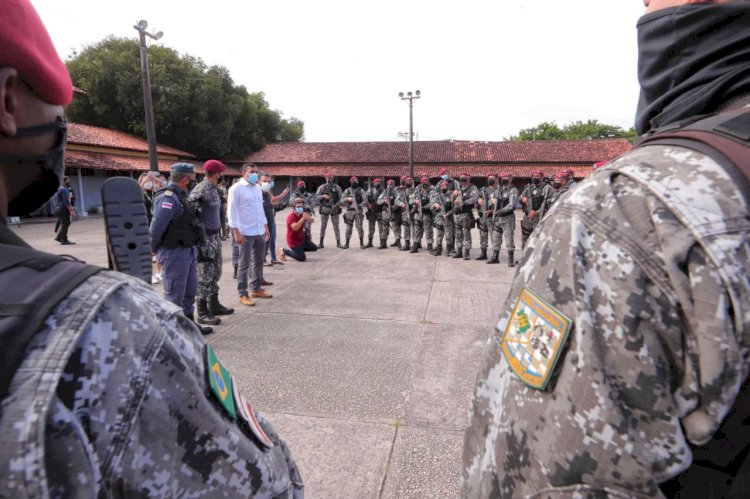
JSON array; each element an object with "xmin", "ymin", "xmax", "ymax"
[
  {"xmin": 266, "ymin": 218, "xmax": 278, "ymax": 262},
  {"xmin": 157, "ymin": 246, "xmax": 197, "ymax": 318},
  {"xmin": 284, "ymin": 244, "xmax": 306, "ymax": 262}
]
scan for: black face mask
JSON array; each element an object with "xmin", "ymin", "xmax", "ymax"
[
  {"xmin": 299, "ymin": 186, "xmax": 306, "ymax": 193},
  {"xmin": 635, "ymin": 3, "xmax": 750, "ymax": 135},
  {"xmin": 351, "ymin": 181, "xmax": 358, "ymax": 188},
  {"xmin": 441, "ymin": 188, "xmax": 447, "ymax": 193},
  {"xmin": 326, "ymin": 177, "xmax": 333, "ymax": 184},
  {"xmin": 421, "ymin": 182, "xmax": 428, "ymax": 188},
  {"xmin": 400, "ymin": 180, "xmax": 406, "ymax": 186},
  {"xmin": 188, "ymin": 180, "xmax": 197, "ymax": 191},
  {"xmin": 2, "ymin": 117, "xmax": 67, "ymax": 217},
  {"xmin": 488, "ymin": 179, "xmax": 496, "ymax": 186},
  {"xmin": 552, "ymin": 181, "xmax": 562, "ymax": 189},
  {"xmin": 501, "ymin": 179, "xmax": 510, "ymax": 185},
  {"xmin": 532, "ymin": 177, "xmax": 541, "ymax": 185}
]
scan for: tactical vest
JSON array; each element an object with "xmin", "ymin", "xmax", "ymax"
[
  {"xmin": 632, "ymin": 109, "xmax": 750, "ymax": 498},
  {"xmin": 526, "ymin": 184, "xmax": 546, "ymax": 211},
  {"xmin": 154, "ymin": 187, "xmax": 201, "ymax": 249},
  {"xmin": 321, "ymin": 183, "xmax": 340, "ymax": 207}
]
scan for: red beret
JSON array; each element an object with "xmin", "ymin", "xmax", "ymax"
[
  {"xmin": 373, "ymin": 178, "xmax": 382, "ymax": 184},
  {"xmin": 420, "ymin": 176, "xmax": 429, "ymax": 182},
  {"xmin": 325, "ymin": 171, "xmax": 333, "ymax": 177},
  {"xmin": 203, "ymin": 159, "xmax": 226, "ymax": 173},
  {"xmin": 532, "ymin": 170, "xmax": 544, "ymax": 177},
  {"xmin": 438, "ymin": 167, "xmax": 448, "ymax": 176},
  {"xmin": 297, "ymin": 180, "xmax": 305, "ymax": 187},
  {"xmin": 350, "ymin": 176, "xmax": 358, "ymax": 182},
  {"xmin": 562, "ymin": 168, "xmax": 574, "ymax": 176},
  {"xmin": 0, "ymin": 0, "xmax": 73, "ymax": 106},
  {"xmin": 501, "ymin": 172, "xmax": 512, "ymax": 179},
  {"xmin": 459, "ymin": 173, "xmax": 470, "ymax": 178},
  {"xmin": 487, "ymin": 172, "xmax": 497, "ymax": 178},
  {"xmin": 387, "ymin": 179, "xmax": 395, "ymax": 185},
  {"xmin": 593, "ymin": 161, "xmax": 607, "ymax": 169}
]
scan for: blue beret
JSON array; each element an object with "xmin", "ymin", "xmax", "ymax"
[{"xmin": 170, "ymin": 162, "xmax": 195, "ymax": 173}]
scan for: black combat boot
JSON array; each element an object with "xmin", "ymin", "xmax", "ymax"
[
  {"xmin": 343, "ymin": 238, "xmax": 350, "ymax": 249},
  {"xmin": 508, "ymin": 251, "xmax": 515, "ymax": 267},
  {"xmin": 366, "ymin": 237, "xmax": 374, "ymax": 248},
  {"xmin": 319, "ymin": 237, "xmax": 325, "ymax": 249},
  {"xmin": 452, "ymin": 247, "xmax": 463, "ymax": 258},
  {"xmin": 410, "ymin": 243, "xmax": 418, "ymax": 254},
  {"xmin": 463, "ymin": 249, "xmax": 471, "ymax": 260},
  {"xmin": 233, "ymin": 264, "xmax": 237, "ymax": 279},
  {"xmin": 338, "ymin": 239, "xmax": 345, "ymax": 249},
  {"xmin": 475, "ymin": 249, "xmax": 488, "ymax": 261},
  {"xmin": 414, "ymin": 242, "xmax": 422, "ymax": 250},
  {"xmin": 487, "ymin": 251, "xmax": 500, "ymax": 264},
  {"xmin": 378, "ymin": 238, "xmax": 388, "ymax": 249},
  {"xmin": 396, "ymin": 240, "xmax": 402, "ymax": 250},
  {"xmin": 446, "ymin": 243, "xmax": 454, "ymax": 257},
  {"xmin": 390, "ymin": 239, "xmax": 399, "ymax": 247},
  {"xmin": 432, "ymin": 245, "xmax": 442, "ymax": 256},
  {"xmin": 427, "ymin": 243, "xmax": 433, "ymax": 253},
  {"xmin": 197, "ymin": 299, "xmax": 221, "ymax": 325},
  {"xmin": 360, "ymin": 237, "xmax": 366, "ymax": 249},
  {"xmin": 192, "ymin": 316, "xmax": 214, "ymax": 335},
  {"xmin": 402, "ymin": 241, "xmax": 411, "ymax": 251},
  {"xmin": 209, "ymin": 294, "xmax": 234, "ymax": 316}
]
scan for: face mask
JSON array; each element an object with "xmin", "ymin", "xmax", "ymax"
[
  {"xmin": 501, "ymin": 179, "xmax": 510, "ymax": 185},
  {"xmin": 421, "ymin": 182, "xmax": 428, "ymax": 188},
  {"xmin": 270, "ymin": 180, "xmax": 275, "ymax": 188},
  {"xmin": 299, "ymin": 186, "xmax": 306, "ymax": 193},
  {"xmin": 2, "ymin": 117, "xmax": 68, "ymax": 216},
  {"xmin": 351, "ymin": 181, "xmax": 359, "ymax": 188},
  {"xmin": 143, "ymin": 181, "xmax": 154, "ymax": 191},
  {"xmin": 532, "ymin": 177, "xmax": 541, "ymax": 185},
  {"xmin": 261, "ymin": 182, "xmax": 271, "ymax": 192},
  {"xmin": 441, "ymin": 174, "xmax": 449, "ymax": 181},
  {"xmin": 326, "ymin": 177, "xmax": 333, "ymax": 183},
  {"xmin": 188, "ymin": 180, "xmax": 196, "ymax": 191},
  {"xmin": 460, "ymin": 179, "xmax": 469, "ymax": 185},
  {"xmin": 441, "ymin": 188, "xmax": 447, "ymax": 193},
  {"xmin": 406, "ymin": 181, "xmax": 413, "ymax": 187},
  {"xmin": 552, "ymin": 181, "xmax": 562, "ymax": 189},
  {"xmin": 635, "ymin": 3, "xmax": 750, "ymax": 135},
  {"xmin": 248, "ymin": 172, "xmax": 259, "ymax": 184},
  {"xmin": 488, "ymin": 179, "xmax": 496, "ymax": 186},
  {"xmin": 400, "ymin": 180, "xmax": 406, "ymax": 186},
  {"xmin": 295, "ymin": 206, "xmax": 304, "ymax": 214}
]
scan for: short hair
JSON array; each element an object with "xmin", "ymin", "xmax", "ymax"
[
  {"xmin": 171, "ymin": 171, "xmax": 192, "ymax": 183},
  {"xmin": 293, "ymin": 197, "xmax": 305, "ymax": 206},
  {"xmin": 241, "ymin": 163, "xmax": 258, "ymax": 173}
]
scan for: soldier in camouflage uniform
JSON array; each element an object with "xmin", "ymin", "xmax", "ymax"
[
  {"xmin": 364, "ymin": 178, "xmax": 384, "ymax": 248},
  {"xmin": 0, "ymin": 3, "xmax": 303, "ymax": 496},
  {"xmin": 451, "ymin": 173, "xmax": 479, "ymax": 260},
  {"xmin": 487, "ymin": 172, "xmax": 518, "ymax": 266},
  {"xmin": 544, "ymin": 170, "xmax": 572, "ymax": 215},
  {"xmin": 410, "ymin": 176, "xmax": 435, "ymax": 254},
  {"xmin": 400, "ymin": 176, "xmax": 415, "ymax": 251},
  {"xmin": 463, "ymin": 2, "xmax": 750, "ymax": 497},
  {"xmin": 475, "ymin": 173, "xmax": 498, "ymax": 261},
  {"xmin": 519, "ymin": 169, "xmax": 552, "ymax": 250},
  {"xmin": 376, "ymin": 179, "xmax": 397, "ymax": 249},
  {"xmin": 290, "ymin": 180, "xmax": 317, "ymax": 251},
  {"xmin": 340, "ymin": 176, "xmax": 367, "ymax": 249},
  {"xmin": 316, "ymin": 171, "xmax": 344, "ymax": 248},
  {"xmin": 389, "ymin": 177, "xmax": 408, "ymax": 249},
  {"xmin": 189, "ymin": 160, "xmax": 235, "ymax": 326},
  {"xmin": 431, "ymin": 180, "xmax": 455, "ymax": 256}
]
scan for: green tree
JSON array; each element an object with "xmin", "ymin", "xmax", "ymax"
[
  {"xmin": 505, "ymin": 120, "xmax": 635, "ymax": 142},
  {"xmin": 66, "ymin": 37, "xmax": 304, "ymax": 158},
  {"xmin": 505, "ymin": 121, "xmax": 563, "ymax": 141}
]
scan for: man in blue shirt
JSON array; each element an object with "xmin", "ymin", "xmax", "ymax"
[
  {"xmin": 150, "ymin": 162, "xmax": 213, "ymax": 335},
  {"xmin": 52, "ymin": 176, "xmax": 75, "ymax": 244},
  {"xmin": 228, "ymin": 163, "xmax": 272, "ymax": 306}
]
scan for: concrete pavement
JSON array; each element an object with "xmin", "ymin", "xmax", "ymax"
[{"xmin": 13, "ymin": 210, "xmax": 522, "ymax": 498}]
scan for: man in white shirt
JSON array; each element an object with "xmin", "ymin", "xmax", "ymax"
[{"xmin": 228, "ymin": 163, "xmax": 272, "ymax": 306}]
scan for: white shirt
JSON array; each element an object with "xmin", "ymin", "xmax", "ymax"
[{"xmin": 228, "ymin": 178, "xmax": 268, "ymax": 236}]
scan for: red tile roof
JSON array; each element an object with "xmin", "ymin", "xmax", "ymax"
[
  {"xmin": 65, "ymin": 150, "xmax": 241, "ymax": 175},
  {"xmin": 246, "ymin": 139, "xmax": 631, "ymax": 164},
  {"xmin": 67, "ymin": 123, "xmax": 196, "ymax": 158}
]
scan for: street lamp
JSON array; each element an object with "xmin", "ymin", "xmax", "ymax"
[
  {"xmin": 399, "ymin": 90, "xmax": 421, "ymax": 180},
  {"xmin": 133, "ymin": 20, "xmax": 163, "ymax": 172}
]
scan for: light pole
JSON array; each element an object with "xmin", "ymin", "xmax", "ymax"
[
  {"xmin": 134, "ymin": 20, "xmax": 163, "ymax": 172},
  {"xmin": 398, "ymin": 90, "xmax": 420, "ymax": 180}
]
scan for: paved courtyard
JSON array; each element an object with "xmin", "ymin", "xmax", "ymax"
[{"xmin": 14, "ymin": 211, "xmax": 521, "ymax": 498}]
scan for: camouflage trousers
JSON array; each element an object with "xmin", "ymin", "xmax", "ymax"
[
  {"xmin": 197, "ymin": 232, "xmax": 222, "ymax": 301},
  {"xmin": 454, "ymin": 213, "xmax": 473, "ymax": 251},
  {"xmin": 520, "ymin": 215, "xmax": 540, "ymax": 249},
  {"xmin": 304, "ymin": 219, "xmax": 312, "ymax": 240},
  {"xmin": 477, "ymin": 217, "xmax": 492, "ymax": 249},
  {"xmin": 401, "ymin": 210, "xmax": 412, "ymax": 242},
  {"xmin": 319, "ymin": 212, "xmax": 341, "ymax": 240},
  {"xmin": 343, "ymin": 210, "xmax": 365, "ymax": 240},
  {"xmin": 413, "ymin": 212, "xmax": 433, "ymax": 245},
  {"xmin": 366, "ymin": 211, "xmax": 388, "ymax": 240},
  {"xmin": 390, "ymin": 209, "xmax": 404, "ymax": 242},
  {"xmin": 434, "ymin": 216, "xmax": 454, "ymax": 248},
  {"xmin": 492, "ymin": 217, "xmax": 516, "ymax": 253}
]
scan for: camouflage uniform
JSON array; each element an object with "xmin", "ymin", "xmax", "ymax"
[
  {"xmin": 189, "ymin": 180, "xmax": 223, "ymax": 306},
  {"xmin": 544, "ymin": 182, "xmax": 571, "ymax": 215},
  {"xmin": 452, "ymin": 183, "xmax": 479, "ymax": 259},
  {"xmin": 519, "ymin": 181, "xmax": 552, "ymax": 249},
  {"xmin": 290, "ymin": 188, "xmax": 316, "ymax": 241},
  {"xmin": 401, "ymin": 185, "xmax": 415, "ymax": 249},
  {"xmin": 489, "ymin": 182, "xmax": 518, "ymax": 265},
  {"xmin": 389, "ymin": 186, "xmax": 407, "ymax": 248},
  {"xmin": 316, "ymin": 181, "xmax": 343, "ymax": 246},
  {"xmin": 476, "ymin": 184, "xmax": 498, "ymax": 256},
  {"xmin": 376, "ymin": 186, "xmax": 396, "ymax": 247},
  {"xmin": 431, "ymin": 187, "xmax": 455, "ymax": 255},
  {"xmin": 365, "ymin": 184, "xmax": 384, "ymax": 247},
  {"xmin": 0, "ymin": 270, "xmax": 304, "ymax": 497},
  {"xmin": 341, "ymin": 186, "xmax": 367, "ymax": 247},
  {"xmin": 411, "ymin": 184, "xmax": 435, "ymax": 251},
  {"xmin": 462, "ymin": 145, "xmax": 750, "ymax": 497}
]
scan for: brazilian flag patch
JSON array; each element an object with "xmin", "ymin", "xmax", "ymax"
[
  {"xmin": 500, "ymin": 287, "xmax": 572, "ymax": 390},
  {"xmin": 205, "ymin": 345, "xmax": 237, "ymax": 419}
]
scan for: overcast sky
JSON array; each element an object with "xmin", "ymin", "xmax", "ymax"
[{"xmin": 33, "ymin": 0, "xmax": 647, "ymax": 143}]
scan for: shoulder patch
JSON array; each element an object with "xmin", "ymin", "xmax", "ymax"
[
  {"xmin": 161, "ymin": 201, "xmax": 173, "ymax": 209},
  {"xmin": 232, "ymin": 377, "xmax": 274, "ymax": 449},
  {"xmin": 205, "ymin": 345, "xmax": 236, "ymax": 419},
  {"xmin": 500, "ymin": 287, "xmax": 573, "ymax": 390}
]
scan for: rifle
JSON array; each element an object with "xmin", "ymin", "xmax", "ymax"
[
  {"xmin": 491, "ymin": 184, "xmax": 501, "ymax": 225},
  {"xmin": 101, "ymin": 177, "xmax": 152, "ymax": 283},
  {"xmin": 349, "ymin": 187, "xmax": 361, "ymax": 215}
]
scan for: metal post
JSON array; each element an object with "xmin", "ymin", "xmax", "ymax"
[
  {"xmin": 77, "ymin": 168, "xmax": 86, "ymax": 216},
  {"xmin": 399, "ymin": 90, "xmax": 420, "ymax": 180},
  {"xmin": 134, "ymin": 21, "xmax": 163, "ymax": 172}
]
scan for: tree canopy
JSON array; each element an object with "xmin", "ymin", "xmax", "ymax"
[
  {"xmin": 505, "ymin": 120, "xmax": 637, "ymax": 142},
  {"xmin": 66, "ymin": 37, "xmax": 304, "ymax": 159}
]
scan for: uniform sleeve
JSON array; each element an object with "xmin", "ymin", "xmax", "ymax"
[
  {"xmin": 499, "ymin": 188, "xmax": 518, "ymax": 215},
  {"xmin": 56, "ymin": 277, "xmax": 303, "ymax": 497},
  {"xmin": 462, "ymin": 167, "xmax": 749, "ymax": 498},
  {"xmin": 149, "ymin": 194, "xmax": 177, "ymax": 253},
  {"xmin": 227, "ymin": 185, "xmax": 239, "ymax": 230}
]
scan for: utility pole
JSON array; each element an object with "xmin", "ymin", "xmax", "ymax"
[
  {"xmin": 134, "ymin": 20, "xmax": 163, "ymax": 172},
  {"xmin": 398, "ymin": 90, "xmax": 420, "ymax": 179}
]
